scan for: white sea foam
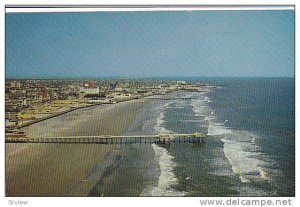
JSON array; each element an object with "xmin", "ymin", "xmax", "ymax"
[
  {"xmin": 191, "ymin": 97, "xmax": 209, "ymax": 117},
  {"xmin": 166, "ymin": 106, "xmax": 184, "ymax": 109},
  {"xmin": 208, "ymin": 121, "xmax": 232, "ymax": 136},
  {"xmin": 190, "ymin": 92, "xmax": 274, "ymax": 187},
  {"xmin": 221, "ymin": 131, "xmax": 272, "ymax": 183},
  {"xmin": 150, "ymin": 144, "xmax": 185, "ymax": 196},
  {"xmin": 179, "ymin": 119, "xmax": 205, "ymax": 123},
  {"xmin": 144, "ymin": 101, "xmax": 185, "ymax": 196},
  {"xmin": 236, "ymin": 186, "xmax": 271, "ymax": 197}
]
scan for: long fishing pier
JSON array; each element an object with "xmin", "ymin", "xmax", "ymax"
[{"xmin": 5, "ymin": 132, "xmax": 207, "ymax": 145}]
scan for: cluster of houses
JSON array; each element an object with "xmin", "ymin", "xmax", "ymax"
[
  {"xmin": 5, "ymin": 79, "xmax": 203, "ymax": 129},
  {"xmin": 80, "ymin": 82, "xmax": 172, "ymax": 104}
]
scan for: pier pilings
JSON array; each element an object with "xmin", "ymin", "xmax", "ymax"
[{"xmin": 5, "ymin": 132, "xmax": 207, "ymax": 145}]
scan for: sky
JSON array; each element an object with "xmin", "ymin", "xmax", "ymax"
[{"xmin": 6, "ymin": 10, "xmax": 295, "ymax": 78}]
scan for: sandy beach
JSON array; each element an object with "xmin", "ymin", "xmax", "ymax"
[{"xmin": 5, "ymin": 98, "xmax": 160, "ymax": 196}]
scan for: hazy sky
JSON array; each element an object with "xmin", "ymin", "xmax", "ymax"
[{"xmin": 6, "ymin": 10, "xmax": 294, "ymax": 78}]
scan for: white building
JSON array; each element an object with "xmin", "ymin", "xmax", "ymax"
[
  {"xmin": 10, "ymin": 81, "xmax": 21, "ymax": 88},
  {"xmin": 88, "ymin": 99, "xmax": 110, "ymax": 104},
  {"xmin": 111, "ymin": 92, "xmax": 132, "ymax": 100},
  {"xmin": 115, "ymin": 87, "xmax": 124, "ymax": 92},
  {"xmin": 79, "ymin": 84, "xmax": 100, "ymax": 95},
  {"xmin": 177, "ymin": 81, "xmax": 187, "ymax": 85}
]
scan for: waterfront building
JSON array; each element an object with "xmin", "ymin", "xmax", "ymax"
[
  {"xmin": 177, "ymin": 81, "xmax": 187, "ymax": 85},
  {"xmin": 79, "ymin": 84, "xmax": 100, "ymax": 95}
]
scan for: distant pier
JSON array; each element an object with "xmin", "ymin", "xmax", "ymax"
[
  {"xmin": 5, "ymin": 132, "xmax": 207, "ymax": 145},
  {"xmin": 146, "ymin": 97, "xmax": 192, "ymax": 100}
]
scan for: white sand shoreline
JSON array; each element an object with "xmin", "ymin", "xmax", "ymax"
[{"xmin": 6, "ymin": 97, "xmax": 158, "ymax": 196}]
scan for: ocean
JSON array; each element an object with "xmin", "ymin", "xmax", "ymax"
[
  {"xmin": 6, "ymin": 78, "xmax": 295, "ymax": 197},
  {"xmin": 88, "ymin": 78, "xmax": 294, "ymax": 197}
]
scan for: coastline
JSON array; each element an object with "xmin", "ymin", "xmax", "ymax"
[
  {"xmin": 13, "ymin": 97, "xmax": 146, "ymax": 130},
  {"xmin": 5, "ymin": 80, "xmax": 294, "ymax": 197},
  {"xmin": 15, "ymin": 103, "xmax": 101, "ymax": 129},
  {"xmin": 5, "ymin": 97, "xmax": 160, "ymax": 196}
]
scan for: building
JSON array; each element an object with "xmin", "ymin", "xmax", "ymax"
[
  {"xmin": 79, "ymin": 84, "xmax": 100, "ymax": 96},
  {"xmin": 88, "ymin": 98, "xmax": 111, "ymax": 104},
  {"xmin": 177, "ymin": 81, "xmax": 187, "ymax": 85},
  {"xmin": 10, "ymin": 81, "xmax": 22, "ymax": 88}
]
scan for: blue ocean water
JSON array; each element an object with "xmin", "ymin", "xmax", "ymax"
[
  {"xmin": 88, "ymin": 78, "xmax": 294, "ymax": 197},
  {"xmin": 142, "ymin": 78, "xmax": 294, "ymax": 196}
]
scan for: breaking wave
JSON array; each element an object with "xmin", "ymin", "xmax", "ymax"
[
  {"xmin": 191, "ymin": 92, "xmax": 274, "ymax": 190},
  {"xmin": 142, "ymin": 102, "xmax": 185, "ymax": 196}
]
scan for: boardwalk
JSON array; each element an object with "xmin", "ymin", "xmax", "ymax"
[{"xmin": 5, "ymin": 132, "xmax": 207, "ymax": 145}]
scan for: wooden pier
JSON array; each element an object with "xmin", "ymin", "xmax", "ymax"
[
  {"xmin": 147, "ymin": 97, "xmax": 192, "ymax": 100},
  {"xmin": 5, "ymin": 132, "xmax": 207, "ymax": 145}
]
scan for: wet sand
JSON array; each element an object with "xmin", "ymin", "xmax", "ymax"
[{"xmin": 5, "ymin": 98, "xmax": 159, "ymax": 196}]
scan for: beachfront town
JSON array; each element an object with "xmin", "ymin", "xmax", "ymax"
[{"xmin": 5, "ymin": 79, "xmax": 206, "ymax": 131}]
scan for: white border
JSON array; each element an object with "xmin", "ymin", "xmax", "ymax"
[
  {"xmin": 5, "ymin": 6, "xmax": 295, "ymax": 13},
  {"xmin": 1, "ymin": 2, "xmax": 298, "ymax": 207}
]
